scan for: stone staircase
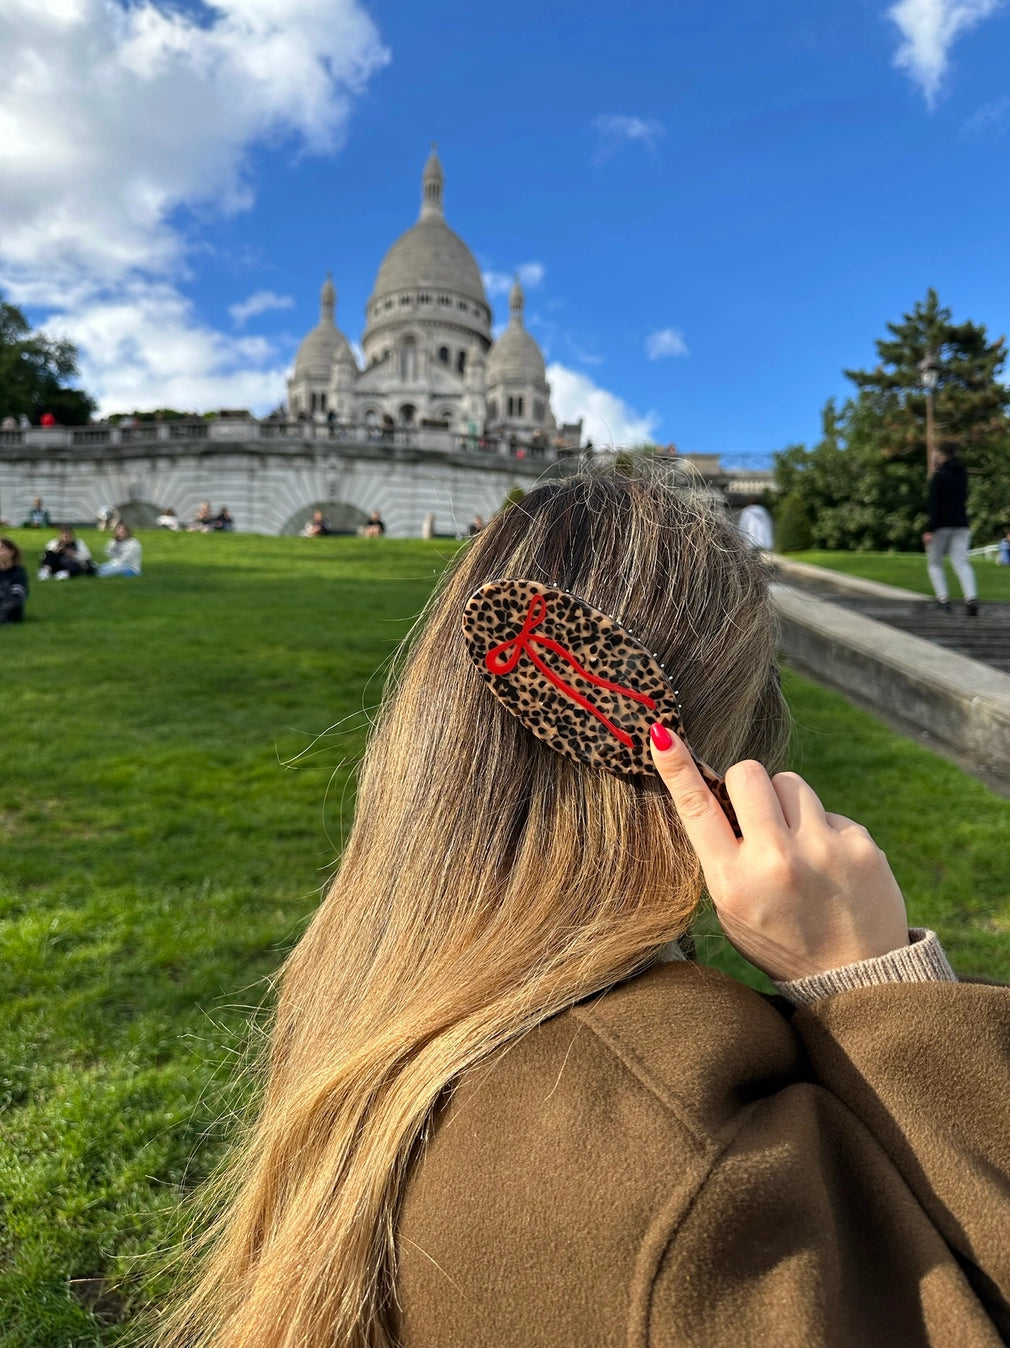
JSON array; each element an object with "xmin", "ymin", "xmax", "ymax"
[
  {"xmin": 770, "ymin": 556, "xmax": 1010, "ymax": 790},
  {"xmin": 783, "ymin": 568, "xmax": 1010, "ymax": 676}
]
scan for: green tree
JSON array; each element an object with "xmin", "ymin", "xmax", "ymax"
[
  {"xmin": 775, "ymin": 291, "xmax": 1010, "ymax": 550},
  {"xmin": 0, "ymin": 295, "xmax": 96, "ymax": 425},
  {"xmin": 774, "ymin": 492, "xmax": 813, "ymax": 552}
]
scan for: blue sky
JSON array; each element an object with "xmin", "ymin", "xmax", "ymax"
[{"xmin": 2, "ymin": 0, "xmax": 1009, "ymax": 458}]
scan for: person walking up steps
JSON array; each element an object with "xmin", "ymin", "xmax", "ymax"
[{"xmin": 923, "ymin": 441, "xmax": 978, "ymax": 616}]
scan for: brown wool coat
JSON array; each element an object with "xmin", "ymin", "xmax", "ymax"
[{"xmin": 395, "ymin": 961, "xmax": 1010, "ymax": 1347}]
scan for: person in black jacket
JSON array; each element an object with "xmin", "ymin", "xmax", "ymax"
[
  {"xmin": 923, "ymin": 441, "xmax": 978, "ymax": 616},
  {"xmin": 0, "ymin": 538, "xmax": 29, "ymax": 623}
]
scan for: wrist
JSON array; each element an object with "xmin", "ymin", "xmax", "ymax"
[{"xmin": 774, "ymin": 929, "xmax": 956, "ymax": 1007}]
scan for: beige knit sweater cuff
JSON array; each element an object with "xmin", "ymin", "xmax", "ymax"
[{"xmin": 775, "ymin": 928, "xmax": 957, "ymax": 1009}]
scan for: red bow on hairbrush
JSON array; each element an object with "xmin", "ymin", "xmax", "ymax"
[{"xmin": 462, "ymin": 579, "xmax": 740, "ymax": 836}]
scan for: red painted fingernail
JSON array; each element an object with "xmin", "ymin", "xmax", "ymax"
[{"xmin": 650, "ymin": 722, "xmax": 673, "ymax": 751}]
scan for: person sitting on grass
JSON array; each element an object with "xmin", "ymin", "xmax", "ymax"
[
  {"xmin": 97, "ymin": 523, "xmax": 142, "ymax": 577},
  {"xmin": 363, "ymin": 509, "xmax": 385, "ymax": 537},
  {"xmin": 189, "ymin": 502, "xmax": 214, "ymax": 533},
  {"xmin": 22, "ymin": 497, "xmax": 50, "ymax": 529},
  {"xmin": 38, "ymin": 527, "xmax": 94, "ymax": 580},
  {"xmin": 303, "ymin": 510, "xmax": 331, "ymax": 537},
  {"xmin": 0, "ymin": 538, "xmax": 28, "ymax": 623},
  {"xmin": 212, "ymin": 507, "xmax": 235, "ymax": 531},
  {"xmin": 156, "ymin": 465, "xmax": 1009, "ymax": 1348}
]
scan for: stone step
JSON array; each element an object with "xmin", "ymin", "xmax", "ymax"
[{"xmin": 773, "ymin": 571, "xmax": 1010, "ymax": 678}]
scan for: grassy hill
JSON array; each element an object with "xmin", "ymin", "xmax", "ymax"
[
  {"xmin": 782, "ymin": 548, "xmax": 1010, "ymax": 599},
  {"xmin": 1, "ymin": 528, "xmax": 1007, "ymax": 1344}
]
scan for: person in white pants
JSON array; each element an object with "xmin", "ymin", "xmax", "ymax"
[{"xmin": 923, "ymin": 442, "xmax": 977, "ymax": 616}]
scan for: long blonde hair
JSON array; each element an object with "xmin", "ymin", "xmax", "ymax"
[{"xmin": 158, "ymin": 463, "xmax": 788, "ymax": 1348}]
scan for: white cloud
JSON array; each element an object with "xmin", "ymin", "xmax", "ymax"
[
  {"xmin": 569, "ymin": 343, "xmax": 605, "ymax": 367},
  {"xmin": 51, "ymin": 282, "xmax": 291, "ymax": 415},
  {"xmin": 592, "ymin": 114, "xmax": 664, "ymax": 161},
  {"xmin": 482, "ymin": 262, "xmax": 546, "ymax": 298},
  {"xmin": 547, "ymin": 362, "xmax": 659, "ymax": 447},
  {"xmin": 646, "ymin": 328, "xmax": 689, "ymax": 360},
  {"xmin": 482, "ymin": 272, "xmax": 512, "ymax": 297},
  {"xmin": 0, "ymin": 0, "xmax": 388, "ymax": 409},
  {"xmin": 229, "ymin": 290, "xmax": 295, "ymax": 326},
  {"xmin": 964, "ymin": 92, "xmax": 1010, "ymax": 132},
  {"xmin": 888, "ymin": 0, "xmax": 1004, "ymax": 106}
]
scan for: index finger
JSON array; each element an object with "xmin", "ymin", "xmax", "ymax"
[{"xmin": 649, "ymin": 722, "xmax": 739, "ymax": 864}]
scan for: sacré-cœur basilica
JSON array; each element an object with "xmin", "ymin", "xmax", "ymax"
[{"xmin": 286, "ymin": 147, "xmax": 565, "ymax": 446}]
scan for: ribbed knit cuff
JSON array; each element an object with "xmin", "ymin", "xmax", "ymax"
[{"xmin": 774, "ymin": 929, "xmax": 957, "ymax": 1009}]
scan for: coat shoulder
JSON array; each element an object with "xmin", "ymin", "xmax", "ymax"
[
  {"xmin": 395, "ymin": 965, "xmax": 804, "ymax": 1348},
  {"xmin": 573, "ymin": 961, "xmax": 804, "ymax": 1138}
]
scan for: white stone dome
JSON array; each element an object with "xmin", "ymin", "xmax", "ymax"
[
  {"xmin": 369, "ymin": 148, "xmax": 487, "ymax": 307},
  {"xmin": 294, "ymin": 275, "xmax": 354, "ymax": 380},
  {"xmin": 487, "ymin": 277, "xmax": 546, "ymax": 383},
  {"xmin": 372, "ymin": 219, "xmax": 486, "ymax": 304}
]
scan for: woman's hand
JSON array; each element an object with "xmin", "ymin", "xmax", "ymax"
[{"xmin": 649, "ymin": 725, "xmax": 909, "ymax": 982}]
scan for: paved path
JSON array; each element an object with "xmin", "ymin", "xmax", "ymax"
[{"xmin": 776, "ymin": 571, "xmax": 1010, "ymax": 677}]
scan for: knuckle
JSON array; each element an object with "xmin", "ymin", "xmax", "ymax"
[
  {"xmin": 759, "ymin": 846, "xmax": 799, "ymax": 891},
  {"xmin": 675, "ymin": 787, "xmax": 715, "ymax": 822},
  {"xmin": 725, "ymin": 759, "xmax": 764, "ymax": 789}
]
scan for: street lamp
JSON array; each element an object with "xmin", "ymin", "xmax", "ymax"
[{"xmin": 918, "ymin": 349, "xmax": 939, "ymax": 477}]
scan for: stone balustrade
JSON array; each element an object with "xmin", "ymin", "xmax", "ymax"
[
  {"xmin": 0, "ymin": 419, "xmax": 774, "ymax": 536},
  {"xmin": 0, "ymin": 418, "xmax": 574, "ymax": 461}
]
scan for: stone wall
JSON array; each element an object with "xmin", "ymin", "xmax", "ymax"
[{"xmin": 0, "ymin": 430, "xmax": 565, "ymax": 537}]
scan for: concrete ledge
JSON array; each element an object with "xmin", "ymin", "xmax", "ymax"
[
  {"xmin": 771, "ymin": 554, "xmax": 929, "ymax": 603},
  {"xmin": 773, "ymin": 584, "xmax": 1010, "ymax": 784}
]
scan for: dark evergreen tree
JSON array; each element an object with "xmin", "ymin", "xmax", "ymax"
[
  {"xmin": 775, "ymin": 292, "xmax": 1010, "ymax": 550},
  {"xmin": 0, "ymin": 295, "xmax": 96, "ymax": 425}
]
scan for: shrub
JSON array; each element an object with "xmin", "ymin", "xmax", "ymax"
[{"xmin": 775, "ymin": 492, "xmax": 814, "ymax": 552}]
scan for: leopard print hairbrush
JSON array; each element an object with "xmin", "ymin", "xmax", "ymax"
[{"xmin": 462, "ymin": 579, "xmax": 740, "ymax": 836}]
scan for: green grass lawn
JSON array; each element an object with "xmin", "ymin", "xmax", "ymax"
[
  {"xmin": 785, "ymin": 548, "xmax": 1010, "ymax": 599},
  {"xmin": 1, "ymin": 530, "xmax": 1008, "ymax": 1345}
]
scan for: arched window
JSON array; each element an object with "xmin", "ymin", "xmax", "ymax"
[
  {"xmin": 401, "ymin": 338, "xmax": 417, "ymax": 382},
  {"xmin": 457, "ymin": 350, "xmax": 466, "ymax": 375},
  {"xmin": 399, "ymin": 404, "xmax": 416, "ymax": 425},
  {"xmin": 438, "ymin": 346, "xmax": 450, "ymax": 365},
  {"xmin": 311, "ymin": 392, "xmax": 318, "ymax": 413}
]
